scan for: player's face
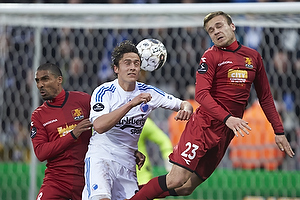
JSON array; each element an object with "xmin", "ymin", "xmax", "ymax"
[
  {"xmin": 114, "ymin": 52, "xmax": 141, "ymax": 89},
  {"xmin": 35, "ymin": 70, "xmax": 63, "ymax": 100},
  {"xmin": 205, "ymin": 15, "xmax": 236, "ymax": 48}
]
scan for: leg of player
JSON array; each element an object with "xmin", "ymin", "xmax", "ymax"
[
  {"xmin": 172, "ymin": 173, "xmax": 203, "ymax": 196},
  {"xmin": 129, "ymin": 164, "xmax": 199, "ymax": 200}
]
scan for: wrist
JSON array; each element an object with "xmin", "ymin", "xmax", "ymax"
[
  {"xmin": 223, "ymin": 114, "xmax": 232, "ymax": 124},
  {"xmin": 275, "ymin": 132, "xmax": 284, "ymax": 135},
  {"xmin": 70, "ymin": 131, "xmax": 78, "ymax": 139}
]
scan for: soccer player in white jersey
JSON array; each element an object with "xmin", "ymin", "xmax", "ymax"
[{"xmin": 82, "ymin": 40, "xmax": 193, "ymax": 200}]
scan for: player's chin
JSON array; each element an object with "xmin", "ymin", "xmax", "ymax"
[{"xmin": 128, "ymin": 74, "xmax": 139, "ymax": 79}]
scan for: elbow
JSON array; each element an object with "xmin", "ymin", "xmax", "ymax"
[
  {"xmin": 34, "ymin": 146, "xmax": 47, "ymax": 162},
  {"xmin": 93, "ymin": 124, "xmax": 106, "ymax": 134},
  {"xmin": 195, "ymin": 90, "xmax": 207, "ymax": 105},
  {"xmin": 34, "ymin": 152, "xmax": 46, "ymax": 162}
]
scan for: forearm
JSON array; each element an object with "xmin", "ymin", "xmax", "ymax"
[
  {"xmin": 33, "ymin": 133, "xmax": 75, "ymax": 162},
  {"xmin": 93, "ymin": 101, "xmax": 133, "ymax": 134}
]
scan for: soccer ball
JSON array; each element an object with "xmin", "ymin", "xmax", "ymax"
[{"xmin": 136, "ymin": 38, "xmax": 167, "ymax": 71}]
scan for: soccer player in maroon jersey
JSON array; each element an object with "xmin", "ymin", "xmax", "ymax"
[
  {"xmin": 30, "ymin": 62, "xmax": 93, "ymax": 200},
  {"xmin": 127, "ymin": 11, "xmax": 295, "ymax": 200}
]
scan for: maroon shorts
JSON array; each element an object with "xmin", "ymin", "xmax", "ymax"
[
  {"xmin": 169, "ymin": 110, "xmax": 234, "ymax": 181},
  {"xmin": 36, "ymin": 178, "xmax": 84, "ymax": 200}
]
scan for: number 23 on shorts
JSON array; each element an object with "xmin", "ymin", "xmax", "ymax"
[{"xmin": 181, "ymin": 142, "xmax": 199, "ymax": 164}]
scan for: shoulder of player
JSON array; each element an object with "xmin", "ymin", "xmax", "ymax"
[
  {"xmin": 68, "ymin": 90, "xmax": 89, "ymax": 96},
  {"xmin": 68, "ymin": 91, "xmax": 91, "ymax": 97},
  {"xmin": 239, "ymin": 44, "xmax": 261, "ymax": 56},
  {"xmin": 93, "ymin": 80, "xmax": 116, "ymax": 93},
  {"xmin": 137, "ymin": 82, "xmax": 165, "ymax": 96},
  {"xmin": 31, "ymin": 102, "xmax": 47, "ymax": 116}
]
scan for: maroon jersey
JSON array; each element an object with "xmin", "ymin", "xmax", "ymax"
[
  {"xmin": 195, "ymin": 41, "xmax": 283, "ymax": 134},
  {"xmin": 30, "ymin": 89, "xmax": 91, "ymax": 190},
  {"xmin": 169, "ymin": 41, "xmax": 283, "ymax": 180}
]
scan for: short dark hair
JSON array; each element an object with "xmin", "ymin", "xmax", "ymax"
[
  {"xmin": 111, "ymin": 40, "xmax": 141, "ymax": 70},
  {"xmin": 37, "ymin": 63, "xmax": 63, "ymax": 78},
  {"xmin": 203, "ymin": 11, "xmax": 233, "ymax": 31}
]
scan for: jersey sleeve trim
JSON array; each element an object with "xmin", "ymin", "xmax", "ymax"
[
  {"xmin": 70, "ymin": 131, "xmax": 77, "ymax": 139},
  {"xmin": 95, "ymin": 84, "xmax": 116, "ymax": 102},
  {"xmin": 223, "ymin": 114, "xmax": 232, "ymax": 124}
]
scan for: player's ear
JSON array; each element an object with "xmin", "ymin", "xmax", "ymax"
[
  {"xmin": 113, "ymin": 65, "xmax": 119, "ymax": 74},
  {"xmin": 57, "ymin": 75, "xmax": 63, "ymax": 84},
  {"xmin": 230, "ymin": 23, "xmax": 236, "ymax": 31}
]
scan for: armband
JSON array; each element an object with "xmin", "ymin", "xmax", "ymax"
[
  {"xmin": 275, "ymin": 132, "xmax": 285, "ymax": 135},
  {"xmin": 70, "ymin": 131, "xmax": 78, "ymax": 139},
  {"xmin": 223, "ymin": 114, "xmax": 232, "ymax": 124}
]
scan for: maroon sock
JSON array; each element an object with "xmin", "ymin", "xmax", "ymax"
[
  {"xmin": 130, "ymin": 175, "xmax": 168, "ymax": 200},
  {"xmin": 157, "ymin": 189, "xmax": 178, "ymax": 198}
]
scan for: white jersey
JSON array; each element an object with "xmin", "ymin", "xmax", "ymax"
[{"xmin": 87, "ymin": 79, "xmax": 182, "ymax": 171}]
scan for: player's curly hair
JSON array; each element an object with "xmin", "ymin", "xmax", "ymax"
[
  {"xmin": 111, "ymin": 40, "xmax": 141, "ymax": 70},
  {"xmin": 203, "ymin": 11, "xmax": 233, "ymax": 32}
]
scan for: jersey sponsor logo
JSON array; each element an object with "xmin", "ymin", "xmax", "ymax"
[
  {"xmin": 197, "ymin": 62, "xmax": 208, "ymax": 74},
  {"xmin": 72, "ymin": 108, "xmax": 84, "ymax": 120},
  {"xmin": 228, "ymin": 69, "xmax": 248, "ymax": 86},
  {"xmin": 30, "ymin": 127, "xmax": 37, "ymax": 139},
  {"xmin": 116, "ymin": 116, "xmax": 146, "ymax": 135},
  {"xmin": 218, "ymin": 60, "xmax": 233, "ymax": 67},
  {"xmin": 140, "ymin": 103, "xmax": 149, "ymax": 112},
  {"xmin": 57, "ymin": 124, "xmax": 77, "ymax": 137},
  {"xmin": 244, "ymin": 57, "xmax": 253, "ymax": 68},
  {"xmin": 93, "ymin": 103, "xmax": 105, "ymax": 112},
  {"xmin": 43, "ymin": 119, "xmax": 58, "ymax": 127}
]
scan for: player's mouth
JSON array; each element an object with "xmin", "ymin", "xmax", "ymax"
[
  {"xmin": 217, "ymin": 36, "xmax": 224, "ymax": 41},
  {"xmin": 39, "ymin": 90, "xmax": 46, "ymax": 96},
  {"xmin": 128, "ymin": 73, "xmax": 136, "ymax": 76}
]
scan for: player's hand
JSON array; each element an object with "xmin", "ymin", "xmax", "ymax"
[
  {"xmin": 275, "ymin": 135, "xmax": 295, "ymax": 158},
  {"xmin": 72, "ymin": 118, "xmax": 93, "ymax": 138},
  {"xmin": 130, "ymin": 93, "xmax": 152, "ymax": 107},
  {"xmin": 174, "ymin": 109, "xmax": 192, "ymax": 121},
  {"xmin": 225, "ymin": 116, "xmax": 251, "ymax": 137},
  {"xmin": 135, "ymin": 150, "xmax": 146, "ymax": 170},
  {"xmin": 174, "ymin": 101, "xmax": 193, "ymax": 121}
]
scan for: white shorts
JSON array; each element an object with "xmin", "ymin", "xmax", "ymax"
[{"xmin": 82, "ymin": 157, "xmax": 138, "ymax": 200}]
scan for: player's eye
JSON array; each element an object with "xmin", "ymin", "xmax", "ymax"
[
  {"xmin": 134, "ymin": 61, "xmax": 141, "ymax": 67},
  {"xmin": 216, "ymin": 23, "xmax": 223, "ymax": 29}
]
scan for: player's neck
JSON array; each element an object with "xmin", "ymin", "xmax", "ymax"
[
  {"xmin": 118, "ymin": 79, "xmax": 136, "ymax": 92},
  {"xmin": 219, "ymin": 40, "xmax": 239, "ymax": 51},
  {"xmin": 47, "ymin": 89, "xmax": 66, "ymax": 105}
]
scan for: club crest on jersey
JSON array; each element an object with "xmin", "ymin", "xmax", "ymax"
[
  {"xmin": 197, "ymin": 62, "xmax": 208, "ymax": 74},
  {"xmin": 140, "ymin": 103, "xmax": 149, "ymax": 112},
  {"xmin": 92, "ymin": 184, "xmax": 98, "ymax": 191},
  {"xmin": 244, "ymin": 57, "xmax": 253, "ymax": 68},
  {"xmin": 93, "ymin": 103, "xmax": 104, "ymax": 112},
  {"xmin": 71, "ymin": 108, "xmax": 84, "ymax": 120}
]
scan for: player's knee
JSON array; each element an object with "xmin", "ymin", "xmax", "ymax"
[{"xmin": 168, "ymin": 177, "xmax": 187, "ymax": 189}]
